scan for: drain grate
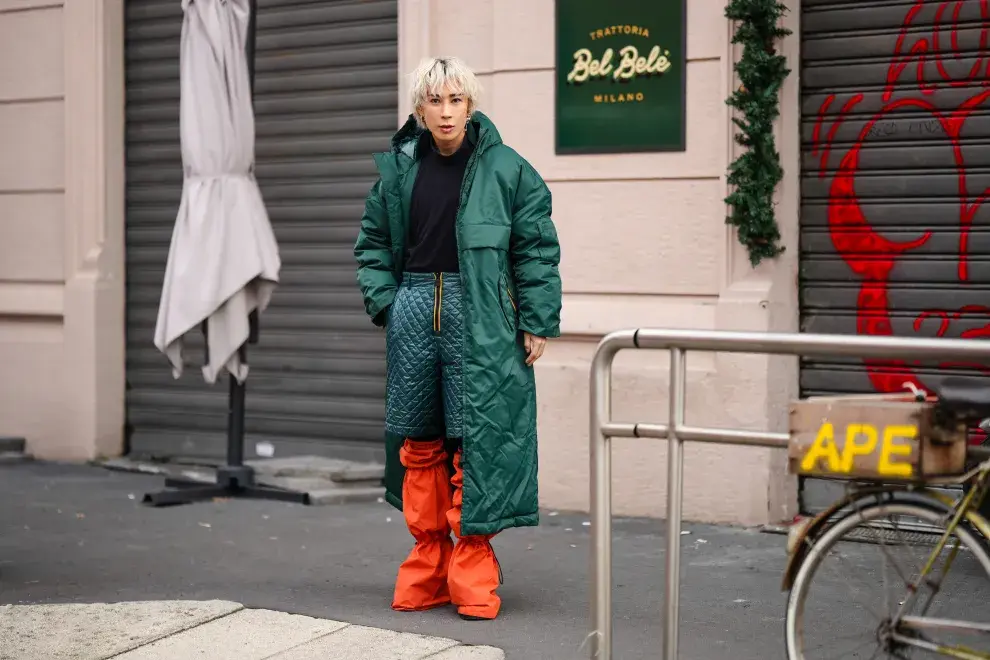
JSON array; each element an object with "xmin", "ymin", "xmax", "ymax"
[{"xmin": 843, "ymin": 524, "xmax": 948, "ymax": 548}]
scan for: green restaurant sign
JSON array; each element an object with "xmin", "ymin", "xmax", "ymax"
[{"xmin": 555, "ymin": 0, "xmax": 687, "ymax": 154}]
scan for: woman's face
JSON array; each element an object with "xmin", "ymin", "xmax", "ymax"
[{"xmin": 419, "ymin": 85, "xmax": 469, "ymax": 154}]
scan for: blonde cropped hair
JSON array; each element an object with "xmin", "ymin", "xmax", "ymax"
[{"xmin": 409, "ymin": 57, "xmax": 483, "ymax": 127}]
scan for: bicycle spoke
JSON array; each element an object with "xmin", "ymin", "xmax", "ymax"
[
  {"xmin": 873, "ymin": 514, "xmax": 894, "ymax": 616},
  {"xmin": 803, "ymin": 628, "xmax": 883, "ymax": 653},
  {"xmin": 803, "ymin": 629, "xmax": 883, "ymax": 660},
  {"xmin": 820, "ymin": 637, "xmax": 882, "ymax": 660},
  {"xmin": 917, "ymin": 540, "xmax": 958, "ymax": 617},
  {"xmin": 876, "ymin": 515, "xmax": 918, "ymax": 587},
  {"xmin": 822, "ymin": 547, "xmax": 886, "ymax": 622}
]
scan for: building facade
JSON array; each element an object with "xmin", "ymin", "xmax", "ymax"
[{"xmin": 1, "ymin": 0, "xmax": 979, "ymax": 525}]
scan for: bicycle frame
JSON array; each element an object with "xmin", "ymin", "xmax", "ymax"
[{"xmin": 887, "ymin": 465, "xmax": 990, "ymax": 659}]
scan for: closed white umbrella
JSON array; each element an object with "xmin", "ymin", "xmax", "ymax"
[
  {"xmin": 142, "ymin": 0, "xmax": 308, "ymax": 509},
  {"xmin": 153, "ymin": 0, "xmax": 279, "ymax": 385}
]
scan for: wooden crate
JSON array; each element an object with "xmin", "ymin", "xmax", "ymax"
[{"xmin": 788, "ymin": 393, "xmax": 967, "ymax": 482}]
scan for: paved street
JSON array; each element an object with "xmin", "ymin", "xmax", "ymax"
[
  {"xmin": 0, "ymin": 461, "xmax": 866, "ymax": 658},
  {"xmin": 0, "ymin": 461, "xmax": 793, "ymax": 658}
]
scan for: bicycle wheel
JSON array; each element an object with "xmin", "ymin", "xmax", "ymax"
[{"xmin": 785, "ymin": 498, "xmax": 990, "ymax": 659}]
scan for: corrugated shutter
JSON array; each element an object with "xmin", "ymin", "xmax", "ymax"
[
  {"xmin": 799, "ymin": 0, "xmax": 990, "ymax": 511},
  {"xmin": 124, "ymin": 0, "xmax": 398, "ymax": 463}
]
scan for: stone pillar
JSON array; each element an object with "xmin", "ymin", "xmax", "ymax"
[{"xmin": 61, "ymin": 0, "xmax": 126, "ymax": 460}]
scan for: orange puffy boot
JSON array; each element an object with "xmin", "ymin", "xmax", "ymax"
[
  {"xmin": 392, "ymin": 438, "xmax": 455, "ymax": 611},
  {"xmin": 447, "ymin": 449, "xmax": 502, "ymax": 620}
]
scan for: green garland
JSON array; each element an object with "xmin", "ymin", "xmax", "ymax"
[{"xmin": 724, "ymin": 0, "xmax": 792, "ymax": 266}]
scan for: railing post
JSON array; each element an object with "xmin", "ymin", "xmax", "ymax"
[
  {"xmin": 590, "ymin": 345, "xmax": 614, "ymax": 659},
  {"xmin": 588, "ymin": 328, "xmax": 990, "ymax": 657},
  {"xmin": 663, "ymin": 347, "xmax": 687, "ymax": 659}
]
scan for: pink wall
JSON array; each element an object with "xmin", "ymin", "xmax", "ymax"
[{"xmin": 0, "ymin": 0, "xmax": 124, "ymax": 460}]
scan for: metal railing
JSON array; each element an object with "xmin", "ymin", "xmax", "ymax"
[{"xmin": 588, "ymin": 329, "xmax": 990, "ymax": 660}]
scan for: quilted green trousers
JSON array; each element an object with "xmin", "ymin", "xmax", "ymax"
[{"xmin": 384, "ymin": 272, "xmax": 464, "ymax": 439}]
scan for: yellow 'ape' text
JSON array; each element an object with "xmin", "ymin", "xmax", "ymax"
[{"xmin": 799, "ymin": 422, "xmax": 916, "ymax": 478}]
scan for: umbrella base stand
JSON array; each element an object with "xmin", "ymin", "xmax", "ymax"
[
  {"xmin": 142, "ymin": 466, "xmax": 310, "ymax": 507},
  {"xmin": 143, "ymin": 323, "xmax": 310, "ymax": 508}
]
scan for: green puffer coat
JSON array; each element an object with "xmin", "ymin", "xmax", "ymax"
[{"xmin": 354, "ymin": 111, "xmax": 562, "ymax": 536}]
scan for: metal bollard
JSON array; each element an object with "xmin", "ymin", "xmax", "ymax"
[{"xmin": 663, "ymin": 347, "xmax": 686, "ymax": 659}]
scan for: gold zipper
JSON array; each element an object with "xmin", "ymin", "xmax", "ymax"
[
  {"xmin": 433, "ymin": 273, "xmax": 443, "ymax": 333},
  {"xmin": 506, "ymin": 286, "xmax": 517, "ymax": 312}
]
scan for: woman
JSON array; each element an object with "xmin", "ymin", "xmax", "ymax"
[{"xmin": 353, "ymin": 56, "xmax": 562, "ymax": 621}]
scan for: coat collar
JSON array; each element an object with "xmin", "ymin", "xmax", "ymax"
[{"xmin": 389, "ymin": 110, "xmax": 503, "ymax": 163}]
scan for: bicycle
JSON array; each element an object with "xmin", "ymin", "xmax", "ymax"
[{"xmin": 782, "ymin": 378, "xmax": 990, "ymax": 660}]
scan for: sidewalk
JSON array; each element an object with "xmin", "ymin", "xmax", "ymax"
[{"xmin": 0, "ymin": 600, "xmax": 503, "ymax": 659}]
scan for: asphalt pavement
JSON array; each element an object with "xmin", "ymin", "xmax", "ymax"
[{"xmin": 0, "ymin": 461, "xmax": 826, "ymax": 659}]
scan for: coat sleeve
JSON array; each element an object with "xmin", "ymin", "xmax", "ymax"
[
  {"xmin": 354, "ymin": 179, "xmax": 398, "ymax": 327},
  {"xmin": 509, "ymin": 162, "xmax": 562, "ymax": 339}
]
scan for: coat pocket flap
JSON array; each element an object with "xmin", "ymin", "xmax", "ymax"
[{"xmin": 460, "ymin": 223, "xmax": 511, "ymax": 251}]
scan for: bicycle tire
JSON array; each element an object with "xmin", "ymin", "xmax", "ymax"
[{"xmin": 784, "ymin": 497, "xmax": 990, "ymax": 660}]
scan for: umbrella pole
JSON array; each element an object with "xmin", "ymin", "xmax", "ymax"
[
  {"xmin": 144, "ymin": 314, "xmax": 308, "ymax": 506},
  {"xmin": 143, "ymin": 0, "xmax": 308, "ymax": 507}
]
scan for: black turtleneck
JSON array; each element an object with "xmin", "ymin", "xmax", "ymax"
[{"xmin": 404, "ymin": 133, "xmax": 474, "ymax": 273}]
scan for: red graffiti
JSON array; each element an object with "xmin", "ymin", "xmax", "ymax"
[
  {"xmin": 882, "ymin": 0, "xmax": 990, "ymax": 102},
  {"xmin": 814, "ymin": 94, "xmax": 862, "ymax": 179},
  {"xmin": 813, "ymin": 0, "xmax": 990, "ymax": 437}
]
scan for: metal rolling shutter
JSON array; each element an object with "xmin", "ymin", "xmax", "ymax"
[
  {"xmin": 124, "ymin": 0, "xmax": 398, "ymax": 463},
  {"xmin": 799, "ymin": 0, "xmax": 990, "ymax": 510}
]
